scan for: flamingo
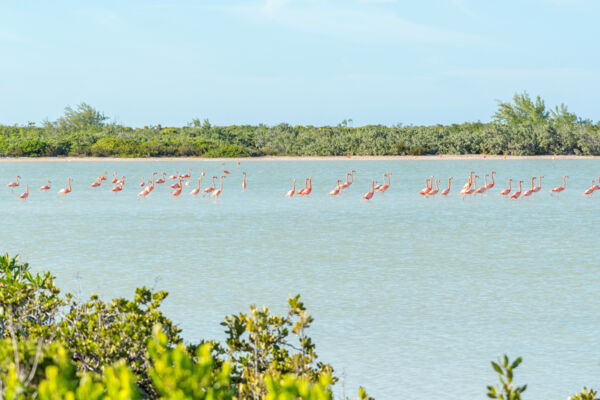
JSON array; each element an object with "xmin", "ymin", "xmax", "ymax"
[
  {"xmin": 419, "ymin": 178, "xmax": 430, "ymax": 195},
  {"xmin": 509, "ymin": 180, "xmax": 523, "ymax": 199},
  {"xmin": 583, "ymin": 180, "xmax": 595, "ymax": 196},
  {"xmin": 211, "ymin": 176, "xmax": 224, "ymax": 197},
  {"xmin": 39, "ymin": 180, "xmax": 51, "ymax": 191},
  {"xmin": 110, "ymin": 172, "xmax": 118, "ymax": 184},
  {"xmin": 138, "ymin": 173, "xmax": 156, "ymax": 197},
  {"xmin": 222, "ymin": 163, "xmax": 230, "ymax": 175},
  {"xmin": 203, "ymin": 176, "xmax": 217, "ymax": 193},
  {"xmin": 19, "ymin": 184, "xmax": 29, "ymax": 199},
  {"xmin": 592, "ymin": 177, "xmax": 600, "ymax": 192},
  {"xmin": 190, "ymin": 178, "xmax": 202, "ymax": 195},
  {"xmin": 169, "ymin": 181, "xmax": 181, "ymax": 189},
  {"xmin": 474, "ymin": 175, "xmax": 488, "ymax": 194},
  {"xmin": 339, "ymin": 173, "xmax": 351, "ymax": 190},
  {"xmin": 521, "ymin": 177, "xmax": 536, "ymax": 198},
  {"xmin": 440, "ymin": 177, "xmax": 452, "ymax": 196},
  {"xmin": 377, "ymin": 173, "xmax": 390, "ymax": 192},
  {"xmin": 7, "ymin": 176, "xmax": 20, "ymax": 188},
  {"xmin": 485, "ymin": 171, "xmax": 496, "ymax": 189},
  {"xmin": 499, "ymin": 179, "xmax": 512, "ymax": 196},
  {"xmin": 155, "ymin": 172, "xmax": 166, "ymax": 184},
  {"xmin": 286, "ymin": 180, "xmax": 296, "ymax": 197},
  {"xmin": 180, "ymin": 168, "xmax": 191, "ymax": 179},
  {"xmin": 462, "ymin": 172, "xmax": 474, "ymax": 191},
  {"xmin": 201, "ymin": 167, "xmax": 205, "ymax": 177},
  {"xmin": 171, "ymin": 178, "xmax": 183, "ymax": 196},
  {"xmin": 297, "ymin": 179, "xmax": 308, "ymax": 196},
  {"xmin": 532, "ymin": 176, "xmax": 543, "ymax": 193},
  {"xmin": 428, "ymin": 179, "xmax": 439, "ymax": 196},
  {"xmin": 111, "ymin": 184, "xmax": 123, "ymax": 192},
  {"xmin": 348, "ymin": 170, "xmax": 356, "ymax": 186},
  {"xmin": 362, "ymin": 181, "xmax": 375, "ymax": 200},
  {"xmin": 58, "ymin": 178, "xmax": 72, "ymax": 195},
  {"xmin": 168, "ymin": 171, "xmax": 178, "ymax": 180},
  {"xmin": 116, "ymin": 176, "xmax": 125, "ymax": 186},
  {"xmin": 328, "ymin": 180, "xmax": 341, "ymax": 196},
  {"xmin": 462, "ymin": 176, "xmax": 478, "ymax": 195},
  {"xmin": 242, "ymin": 172, "xmax": 247, "ymax": 190},
  {"xmin": 89, "ymin": 178, "xmax": 101, "ymax": 188},
  {"xmin": 550, "ymin": 176, "xmax": 567, "ymax": 193},
  {"xmin": 139, "ymin": 178, "xmax": 145, "ymax": 187},
  {"xmin": 304, "ymin": 178, "xmax": 312, "ymax": 195},
  {"xmin": 98, "ymin": 171, "xmax": 107, "ymax": 181}
]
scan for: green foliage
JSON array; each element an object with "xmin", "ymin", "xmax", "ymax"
[
  {"xmin": 486, "ymin": 355, "xmax": 526, "ymax": 400},
  {"xmin": 264, "ymin": 374, "xmax": 332, "ymax": 400},
  {"xmin": 569, "ymin": 387, "xmax": 599, "ymax": 400},
  {"xmin": 1, "ymin": 94, "xmax": 599, "ymax": 158},
  {"xmin": 147, "ymin": 325, "xmax": 233, "ymax": 400},
  {"xmin": 221, "ymin": 295, "xmax": 335, "ymax": 399}
]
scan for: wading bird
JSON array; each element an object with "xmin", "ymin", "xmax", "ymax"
[
  {"xmin": 510, "ymin": 180, "xmax": 523, "ymax": 199},
  {"xmin": 286, "ymin": 180, "xmax": 296, "ymax": 197},
  {"xmin": 499, "ymin": 179, "xmax": 512, "ymax": 196},
  {"xmin": 362, "ymin": 181, "xmax": 375, "ymax": 200},
  {"xmin": 550, "ymin": 176, "xmax": 567, "ymax": 194},
  {"xmin": 58, "ymin": 178, "xmax": 72, "ymax": 195},
  {"xmin": 440, "ymin": 177, "xmax": 452, "ymax": 196},
  {"xmin": 7, "ymin": 176, "xmax": 20, "ymax": 188},
  {"xmin": 190, "ymin": 178, "xmax": 202, "ymax": 195},
  {"xmin": 19, "ymin": 184, "xmax": 29, "ymax": 199},
  {"xmin": 211, "ymin": 176, "xmax": 224, "ymax": 197},
  {"xmin": 39, "ymin": 180, "xmax": 51, "ymax": 191}
]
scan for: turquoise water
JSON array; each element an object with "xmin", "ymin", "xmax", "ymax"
[{"xmin": 2, "ymin": 159, "xmax": 599, "ymax": 399}]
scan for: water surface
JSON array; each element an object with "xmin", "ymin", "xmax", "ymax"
[{"xmin": 1, "ymin": 159, "xmax": 599, "ymax": 399}]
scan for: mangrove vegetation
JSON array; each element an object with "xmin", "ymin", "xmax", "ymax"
[{"xmin": 1, "ymin": 93, "xmax": 599, "ymax": 158}]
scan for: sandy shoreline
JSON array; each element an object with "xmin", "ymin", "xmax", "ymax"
[{"xmin": 0, "ymin": 155, "xmax": 599, "ymax": 162}]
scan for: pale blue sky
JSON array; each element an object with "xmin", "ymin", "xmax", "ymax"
[{"xmin": 1, "ymin": 0, "xmax": 598, "ymax": 127}]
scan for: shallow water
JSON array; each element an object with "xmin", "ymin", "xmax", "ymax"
[{"xmin": 2, "ymin": 159, "xmax": 599, "ymax": 400}]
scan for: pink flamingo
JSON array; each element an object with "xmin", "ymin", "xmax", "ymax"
[
  {"xmin": 462, "ymin": 176, "xmax": 478, "ymax": 195},
  {"xmin": 348, "ymin": 170, "xmax": 355, "ymax": 186},
  {"xmin": 190, "ymin": 178, "xmax": 202, "ymax": 195},
  {"xmin": 171, "ymin": 178, "xmax": 183, "ymax": 196},
  {"xmin": 169, "ymin": 180, "xmax": 181, "ymax": 189},
  {"xmin": 297, "ymin": 179, "xmax": 308, "ymax": 196},
  {"xmin": 377, "ymin": 172, "xmax": 391, "ymax": 192},
  {"xmin": 286, "ymin": 180, "xmax": 296, "ymax": 197},
  {"xmin": 168, "ymin": 171, "xmax": 178, "ymax": 180},
  {"xmin": 222, "ymin": 163, "xmax": 230, "ymax": 175},
  {"xmin": 485, "ymin": 171, "xmax": 496, "ymax": 189},
  {"xmin": 211, "ymin": 176, "xmax": 224, "ymax": 197},
  {"xmin": 203, "ymin": 176, "xmax": 217, "ymax": 193},
  {"xmin": 111, "ymin": 184, "xmax": 123, "ymax": 192},
  {"xmin": 362, "ymin": 181, "xmax": 375, "ymax": 200},
  {"xmin": 440, "ymin": 177, "xmax": 452, "ymax": 196},
  {"xmin": 303, "ymin": 178, "xmax": 312, "ymax": 195},
  {"xmin": 583, "ymin": 180, "xmax": 595, "ymax": 196},
  {"xmin": 155, "ymin": 172, "xmax": 166, "ymax": 184},
  {"xmin": 521, "ymin": 177, "xmax": 536, "ymax": 198},
  {"xmin": 242, "ymin": 172, "xmax": 247, "ymax": 190},
  {"xmin": 58, "ymin": 178, "xmax": 72, "ymax": 195},
  {"xmin": 339, "ymin": 173, "xmax": 351, "ymax": 190},
  {"xmin": 550, "ymin": 176, "xmax": 567, "ymax": 193},
  {"xmin": 474, "ymin": 175, "xmax": 488, "ymax": 194},
  {"xmin": 7, "ymin": 175, "xmax": 20, "ymax": 188},
  {"xmin": 201, "ymin": 167, "xmax": 205, "ymax": 177},
  {"xmin": 462, "ymin": 172, "xmax": 474, "ymax": 191},
  {"xmin": 19, "ymin": 184, "xmax": 29, "ymax": 199},
  {"xmin": 89, "ymin": 178, "xmax": 101, "ymax": 188},
  {"xmin": 428, "ymin": 179, "xmax": 440, "ymax": 196},
  {"xmin": 328, "ymin": 180, "xmax": 341, "ymax": 196},
  {"xmin": 509, "ymin": 180, "xmax": 523, "ymax": 199},
  {"xmin": 110, "ymin": 172, "xmax": 118, "ymax": 184},
  {"xmin": 180, "ymin": 168, "xmax": 191, "ymax": 179},
  {"xmin": 116, "ymin": 176, "xmax": 125, "ymax": 186},
  {"xmin": 532, "ymin": 176, "xmax": 543, "ymax": 193},
  {"xmin": 419, "ymin": 178, "xmax": 430, "ymax": 195},
  {"xmin": 98, "ymin": 171, "xmax": 107, "ymax": 181},
  {"xmin": 39, "ymin": 180, "xmax": 51, "ymax": 191},
  {"xmin": 138, "ymin": 173, "xmax": 156, "ymax": 197},
  {"xmin": 498, "ymin": 179, "xmax": 512, "ymax": 196},
  {"xmin": 139, "ymin": 178, "xmax": 145, "ymax": 187}
]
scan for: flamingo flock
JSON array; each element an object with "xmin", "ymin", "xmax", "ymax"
[{"xmin": 4, "ymin": 163, "xmax": 599, "ymax": 201}]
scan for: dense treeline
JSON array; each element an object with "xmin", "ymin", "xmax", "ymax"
[
  {"xmin": 1, "ymin": 93, "xmax": 599, "ymax": 158},
  {"xmin": 1, "ymin": 254, "xmax": 597, "ymax": 400}
]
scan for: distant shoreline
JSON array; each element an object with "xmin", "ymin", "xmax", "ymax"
[{"xmin": 0, "ymin": 155, "xmax": 599, "ymax": 162}]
